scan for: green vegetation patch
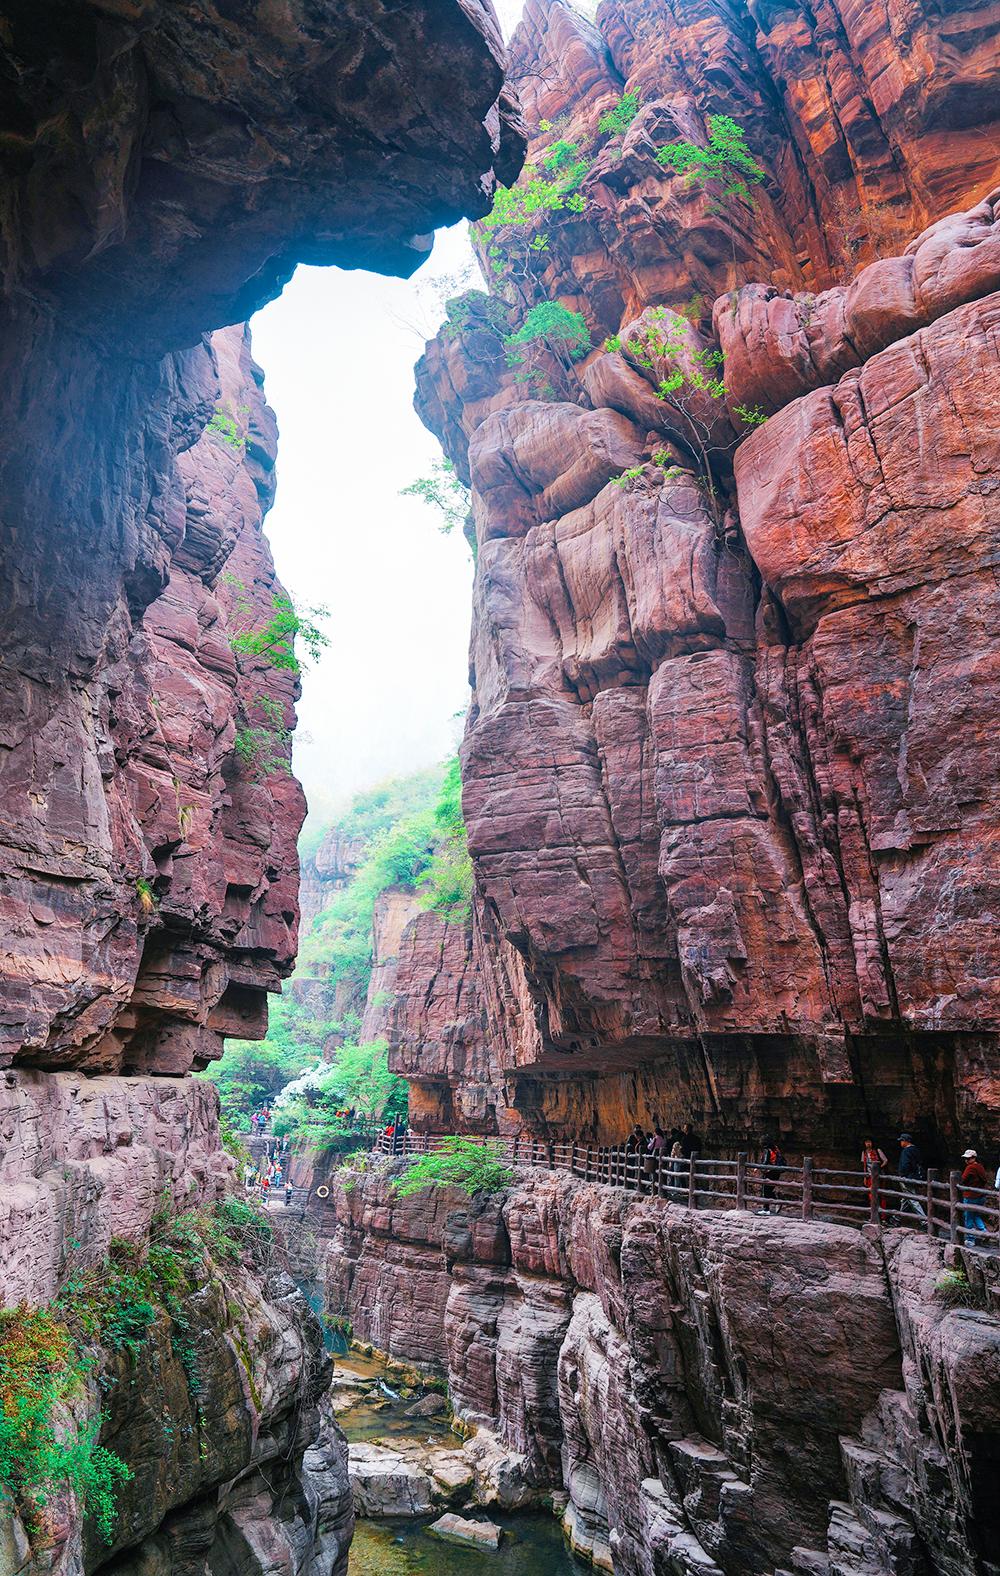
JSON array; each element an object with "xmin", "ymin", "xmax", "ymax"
[
  {"xmin": 0, "ymin": 1201, "xmax": 272, "ymax": 1550},
  {"xmin": 391, "ymin": 1139, "xmax": 514, "ymax": 1200},
  {"xmin": 656, "ymin": 114, "xmax": 765, "ymax": 204}
]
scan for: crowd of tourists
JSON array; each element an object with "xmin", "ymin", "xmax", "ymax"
[
  {"xmin": 622, "ymin": 1121, "xmax": 998, "ymax": 1244},
  {"xmin": 242, "ymin": 1120, "xmax": 295, "ymax": 1206}
]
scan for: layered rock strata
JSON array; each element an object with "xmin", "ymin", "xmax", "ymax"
[
  {"xmin": 408, "ymin": 0, "xmax": 1000, "ymax": 1156},
  {"xmin": 3, "ymin": 1245, "xmax": 353, "ymax": 1576},
  {"xmin": 0, "ymin": 4, "xmax": 523, "ymax": 1572},
  {"xmin": 323, "ymin": 1164, "xmax": 1000, "ymax": 1576},
  {"xmin": 0, "ymin": 0, "xmax": 521, "ymax": 1074}
]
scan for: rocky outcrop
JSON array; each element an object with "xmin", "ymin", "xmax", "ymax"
[
  {"xmin": 299, "ymin": 834, "xmax": 366, "ymax": 933},
  {"xmin": 324, "ymin": 1164, "xmax": 1000, "ymax": 1576},
  {"xmin": 0, "ymin": 6, "xmax": 523, "ymax": 1574},
  {"xmin": 0, "ymin": 1070, "xmax": 228, "ymax": 1305},
  {"xmin": 0, "ymin": 0, "xmax": 522, "ymax": 1074},
  {"xmin": 2, "ymin": 1241, "xmax": 353, "ymax": 1576},
  {"xmin": 411, "ymin": 0, "xmax": 1000, "ymax": 1157}
]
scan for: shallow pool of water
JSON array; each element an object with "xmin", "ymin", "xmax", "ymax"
[
  {"xmin": 348, "ymin": 1513, "xmax": 589, "ymax": 1575},
  {"xmin": 334, "ymin": 1347, "xmax": 463, "ymax": 1447},
  {"xmin": 335, "ymin": 1348, "xmax": 588, "ymax": 1574}
]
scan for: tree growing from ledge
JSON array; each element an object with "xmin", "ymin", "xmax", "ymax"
[
  {"xmin": 656, "ymin": 114, "xmax": 765, "ymax": 205},
  {"xmin": 400, "ymin": 458, "xmax": 471, "ymax": 535},
  {"xmin": 505, "ymin": 300, "xmax": 592, "ymax": 399},
  {"xmin": 391, "ymin": 1138, "xmax": 514, "ymax": 1199},
  {"xmin": 604, "ymin": 308, "xmax": 765, "ymax": 535},
  {"xmin": 223, "ymin": 576, "xmax": 329, "ymax": 678}
]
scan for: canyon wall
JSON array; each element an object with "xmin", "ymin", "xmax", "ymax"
[
  {"xmin": 0, "ymin": 2, "xmax": 522, "ymax": 1570},
  {"xmin": 0, "ymin": 0, "xmax": 520, "ymax": 1076},
  {"xmin": 402, "ymin": 0, "xmax": 1000, "ymax": 1159},
  {"xmin": 322, "ymin": 1163, "xmax": 1000, "ymax": 1576}
]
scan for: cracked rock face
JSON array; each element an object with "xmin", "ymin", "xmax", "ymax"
[
  {"xmin": 407, "ymin": 0, "xmax": 1000, "ymax": 1155},
  {"xmin": 0, "ymin": 0, "xmax": 522, "ymax": 1072},
  {"xmin": 323, "ymin": 1167, "xmax": 1000, "ymax": 1576}
]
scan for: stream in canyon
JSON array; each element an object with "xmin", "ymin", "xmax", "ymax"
[{"xmin": 334, "ymin": 1347, "xmax": 589, "ymax": 1576}]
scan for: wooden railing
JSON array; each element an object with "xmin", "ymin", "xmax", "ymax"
[{"xmin": 371, "ymin": 1133, "xmax": 1000, "ymax": 1254}]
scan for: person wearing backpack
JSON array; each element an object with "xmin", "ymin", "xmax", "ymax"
[
  {"xmin": 897, "ymin": 1134, "xmax": 926, "ymax": 1220},
  {"xmin": 755, "ymin": 1139, "xmax": 786, "ymax": 1214}
]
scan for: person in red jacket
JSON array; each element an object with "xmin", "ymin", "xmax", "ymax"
[{"xmin": 960, "ymin": 1149, "xmax": 990, "ymax": 1244}]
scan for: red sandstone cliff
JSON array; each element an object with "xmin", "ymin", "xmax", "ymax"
[
  {"xmin": 0, "ymin": 4, "xmax": 522, "ymax": 1570},
  {"xmin": 322, "ymin": 1163, "xmax": 1000, "ymax": 1576},
  {"xmin": 408, "ymin": 0, "xmax": 1000, "ymax": 1159},
  {"xmin": 0, "ymin": 0, "xmax": 520, "ymax": 1076}
]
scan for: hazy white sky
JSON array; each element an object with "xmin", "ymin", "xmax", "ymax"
[
  {"xmin": 250, "ymin": 229, "xmax": 478, "ymax": 830},
  {"xmin": 249, "ymin": 2, "xmax": 527, "ymax": 832}
]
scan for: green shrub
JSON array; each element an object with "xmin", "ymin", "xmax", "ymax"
[
  {"xmin": 0, "ymin": 1304, "xmax": 133, "ymax": 1546},
  {"xmin": 220, "ymin": 1116, "xmax": 252, "ymax": 1168},
  {"xmin": 223, "ymin": 578, "xmax": 329, "ymax": 678},
  {"xmin": 504, "ymin": 301, "xmax": 592, "ymax": 399},
  {"xmin": 417, "ymin": 756, "xmax": 473, "ymax": 920},
  {"xmin": 656, "ymin": 114, "xmax": 765, "ymax": 204},
  {"xmin": 233, "ymin": 696, "xmax": 292, "ymax": 780},
  {"xmin": 400, "ymin": 459, "xmax": 471, "ymax": 535},
  {"xmin": 598, "ymin": 90, "xmax": 641, "ymax": 139},
  {"xmin": 605, "ymin": 312, "xmax": 766, "ymax": 529},
  {"xmin": 935, "ymin": 1269, "xmax": 987, "ymax": 1310},
  {"xmin": 206, "ymin": 405, "xmax": 247, "ymax": 451},
  {"xmin": 392, "ymin": 1139, "xmax": 514, "ymax": 1199},
  {"xmin": 541, "ymin": 138, "xmax": 581, "ymax": 171}
]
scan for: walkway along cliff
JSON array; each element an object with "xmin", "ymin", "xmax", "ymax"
[
  {"xmin": 315, "ymin": 1, "xmax": 1000, "ymax": 1573},
  {"xmin": 0, "ymin": 3, "xmax": 520, "ymax": 1571}
]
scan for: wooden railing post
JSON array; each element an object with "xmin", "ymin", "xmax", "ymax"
[
  {"xmin": 736, "ymin": 1153, "xmax": 747, "ymax": 1212},
  {"xmin": 688, "ymin": 1154, "xmax": 699, "ymax": 1209},
  {"xmin": 802, "ymin": 1156, "xmax": 813, "ymax": 1220},
  {"xmin": 926, "ymin": 1168, "xmax": 937, "ymax": 1235},
  {"xmin": 547, "ymin": 1142, "xmax": 554, "ymax": 1170},
  {"xmin": 949, "ymin": 1170, "xmax": 960, "ymax": 1243},
  {"xmin": 869, "ymin": 1161, "xmax": 880, "ymax": 1225}
]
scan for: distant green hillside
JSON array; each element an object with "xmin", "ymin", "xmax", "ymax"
[{"xmin": 203, "ymin": 757, "xmax": 472, "ymax": 1141}]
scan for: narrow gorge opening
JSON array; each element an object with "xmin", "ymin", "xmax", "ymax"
[{"xmin": 2, "ymin": 1, "xmax": 999, "ymax": 1574}]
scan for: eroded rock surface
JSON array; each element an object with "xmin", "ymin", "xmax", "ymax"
[
  {"xmin": 407, "ymin": 0, "xmax": 1000, "ymax": 1156},
  {"xmin": 0, "ymin": 5, "xmax": 523, "ymax": 1573},
  {"xmin": 324, "ymin": 1166, "xmax": 1000, "ymax": 1576},
  {"xmin": 0, "ymin": 0, "xmax": 522, "ymax": 1074}
]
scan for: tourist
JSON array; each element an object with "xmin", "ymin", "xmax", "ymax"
[
  {"xmin": 625, "ymin": 1123, "xmax": 647, "ymax": 1154},
  {"xmin": 261, "ymin": 1172, "xmax": 271, "ymax": 1194},
  {"xmin": 861, "ymin": 1138, "xmax": 888, "ymax": 1213},
  {"xmin": 960, "ymin": 1149, "xmax": 989, "ymax": 1244},
  {"xmin": 648, "ymin": 1123, "xmax": 667, "ymax": 1155},
  {"xmin": 285, "ymin": 1181, "xmax": 294, "ymax": 1208},
  {"xmin": 668, "ymin": 1136, "xmax": 685, "ymax": 1198},
  {"xmin": 896, "ymin": 1134, "xmax": 926, "ymax": 1220},
  {"xmin": 755, "ymin": 1138, "xmax": 786, "ymax": 1214},
  {"xmin": 679, "ymin": 1122, "xmax": 700, "ymax": 1159}
]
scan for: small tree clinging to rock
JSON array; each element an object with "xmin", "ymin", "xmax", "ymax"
[{"xmin": 504, "ymin": 300, "xmax": 592, "ymax": 399}]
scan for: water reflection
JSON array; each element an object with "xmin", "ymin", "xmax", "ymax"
[
  {"xmin": 335, "ymin": 1349, "xmax": 588, "ymax": 1574},
  {"xmin": 349, "ymin": 1513, "xmax": 589, "ymax": 1575}
]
